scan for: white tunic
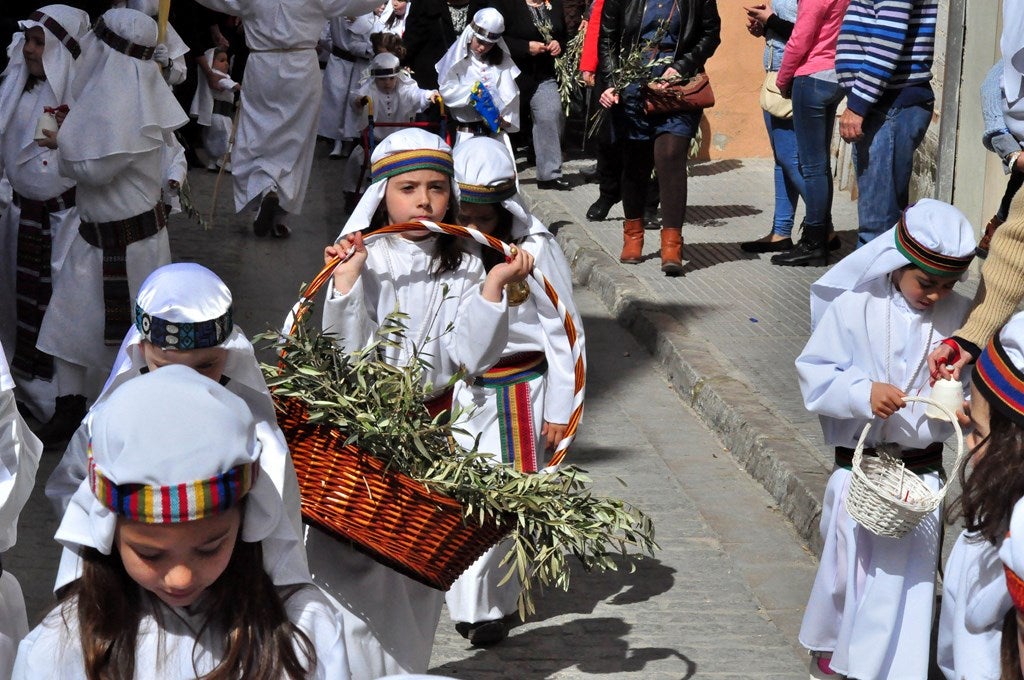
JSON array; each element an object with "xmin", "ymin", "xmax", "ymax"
[
  {"xmin": 317, "ymin": 15, "xmax": 375, "ymax": 142},
  {"xmin": 439, "ymin": 54, "xmax": 520, "ymax": 134},
  {"xmin": 312, "ymin": 235, "xmax": 509, "ymax": 677},
  {"xmin": 193, "ymin": 0, "xmax": 382, "ymax": 215},
  {"xmin": 12, "ymin": 586, "xmax": 351, "ymax": 679},
  {"xmin": 795, "ymin": 276, "xmax": 973, "ymax": 679},
  {"xmin": 189, "ymin": 69, "xmax": 237, "ymax": 159}
]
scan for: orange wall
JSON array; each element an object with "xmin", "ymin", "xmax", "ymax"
[{"xmin": 700, "ymin": 0, "xmax": 774, "ymax": 159}]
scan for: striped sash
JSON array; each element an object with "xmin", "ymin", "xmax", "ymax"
[{"xmin": 475, "ymin": 352, "xmax": 548, "ymax": 473}]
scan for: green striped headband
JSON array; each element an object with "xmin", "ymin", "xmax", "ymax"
[
  {"xmin": 895, "ymin": 210, "xmax": 974, "ymax": 277},
  {"xmin": 371, "ymin": 149, "xmax": 454, "ymax": 183},
  {"xmin": 457, "ymin": 179, "xmax": 517, "ymax": 204}
]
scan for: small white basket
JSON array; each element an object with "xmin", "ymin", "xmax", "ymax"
[{"xmin": 844, "ymin": 395, "xmax": 966, "ymax": 538}]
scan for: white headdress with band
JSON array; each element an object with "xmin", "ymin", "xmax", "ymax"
[
  {"xmin": 54, "ymin": 365, "xmax": 310, "ymax": 591},
  {"xmin": 808, "ymin": 199, "xmax": 976, "ymax": 330}
]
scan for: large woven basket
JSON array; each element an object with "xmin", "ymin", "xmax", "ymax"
[
  {"xmin": 277, "ymin": 220, "xmax": 586, "ymax": 589},
  {"xmin": 845, "ymin": 395, "xmax": 965, "ymax": 538}
]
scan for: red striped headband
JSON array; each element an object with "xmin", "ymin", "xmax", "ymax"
[
  {"xmin": 974, "ymin": 335, "xmax": 1024, "ymax": 427},
  {"xmin": 29, "ymin": 11, "xmax": 81, "ymax": 59},
  {"xmin": 894, "ymin": 210, "xmax": 974, "ymax": 277},
  {"xmin": 1007, "ymin": 564, "xmax": 1024, "ymax": 614},
  {"xmin": 88, "ymin": 444, "xmax": 257, "ymax": 523},
  {"xmin": 370, "ymin": 149, "xmax": 453, "ymax": 183}
]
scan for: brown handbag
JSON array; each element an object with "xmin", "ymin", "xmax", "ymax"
[{"xmin": 642, "ymin": 72, "xmax": 716, "ymax": 115}]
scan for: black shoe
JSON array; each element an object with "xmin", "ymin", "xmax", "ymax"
[
  {"xmin": 586, "ymin": 197, "xmax": 616, "ymax": 221},
  {"xmin": 454, "ymin": 622, "xmax": 473, "ymax": 639},
  {"xmin": 828, "ymin": 234, "xmax": 842, "ymax": 252},
  {"xmin": 468, "ymin": 619, "xmax": 509, "ymax": 647},
  {"xmin": 36, "ymin": 394, "xmax": 87, "ymax": 448},
  {"xmin": 741, "ymin": 232, "xmax": 793, "ymax": 253},
  {"xmin": 253, "ymin": 191, "xmax": 279, "ymax": 237},
  {"xmin": 537, "ymin": 177, "xmax": 571, "ymax": 191},
  {"xmin": 643, "ymin": 207, "xmax": 661, "ymax": 230},
  {"xmin": 770, "ymin": 240, "xmax": 829, "ymax": 267}
]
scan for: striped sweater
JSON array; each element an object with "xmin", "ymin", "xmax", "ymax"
[{"xmin": 835, "ymin": 0, "xmax": 936, "ymax": 116}]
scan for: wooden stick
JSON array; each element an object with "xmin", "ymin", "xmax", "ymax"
[{"xmin": 208, "ymin": 100, "xmax": 242, "ymax": 228}]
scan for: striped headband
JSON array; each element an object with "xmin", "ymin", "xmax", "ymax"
[
  {"xmin": 29, "ymin": 11, "xmax": 81, "ymax": 59},
  {"xmin": 1007, "ymin": 564, "xmax": 1024, "ymax": 614},
  {"xmin": 88, "ymin": 444, "xmax": 257, "ymax": 523},
  {"xmin": 470, "ymin": 22, "xmax": 502, "ymax": 42},
  {"xmin": 370, "ymin": 65, "xmax": 401, "ymax": 77},
  {"xmin": 93, "ymin": 17, "xmax": 155, "ymax": 60},
  {"xmin": 974, "ymin": 335, "xmax": 1024, "ymax": 427},
  {"xmin": 371, "ymin": 149, "xmax": 454, "ymax": 183},
  {"xmin": 458, "ymin": 179, "xmax": 517, "ymax": 204},
  {"xmin": 894, "ymin": 211, "xmax": 974, "ymax": 277},
  {"xmin": 135, "ymin": 304, "xmax": 234, "ymax": 350}
]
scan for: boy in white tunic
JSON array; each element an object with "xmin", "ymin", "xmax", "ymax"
[
  {"xmin": 445, "ymin": 135, "xmax": 583, "ymax": 645},
  {"xmin": 189, "ymin": 47, "xmax": 239, "ymax": 171},
  {"xmin": 0, "ymin": 5, "xmax": 90, "ymax": 432},
  {"xmin": 34, "ymin": 8, "xmax": 188, "ymax": 446},
  {"xmin": 796, "ymin": 199, "xmax": 976, "ymax": 679},
  {"xmin": 192, "ymin": 0, "xmax": 382, "ymax": 239},
  {"xmin": 12, "ymin": 366, "xmax": 349, "ymax": 679},
  {"xmin": 0, "ymin": 344, "xmax": 43, "ymax": 680},
  {"xmin": 319, "ymin": 13, "xmax": 376, "ymax": 160},
  {"xmin": 311, "ymin": 128, "xmax": 532, "ymax": 677}
]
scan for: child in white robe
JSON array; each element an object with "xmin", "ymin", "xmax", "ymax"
[
  {"xmin": 936, "ymin": 312, "xmax": 1024, "ymax": 680},
  {"xmin": 796, "ymin": 199, "xmax": 976, "ymax": 679},
  {"xmin": 997, "ymin": 496, "xmax": 1024, "ymax": 678},
  {"xmin": 318, "ymin": 13, "xmax": 376, "ymax": 159},
  {"xmin": 12, "ymin": 366, "xmax": 348, "ymax": 679},
  {"xmin": 436, "ymin": 8, "xmax": 521, "ymax": 146},
  {"xmin": 445, "ymin": 135, "xmax": 583, "ymax": 645},
  {"xmin": 311, "ymin": 128, "xmax": 532, "ymax": 677},
  {"xmin": 189, "ymin": 47, "xmax": 239, "ymax": 171},
  {"xmin": 0, "ymin": 5, "xmax": 90, "ymax": 430},
  {"xmin": 44, "ymin": 262, "xmax": 305, "ymax": 590},
  {"xmin": 34, "ymin": 8, "xmax": 188, "ymax": 446},
  {"xmin": 372, "ymin": 0, "xmax": 410, "ymax": 36},
  {"xmin": 341, "ymin": 52, "xmax": 438, "ymax": 197},
  {"xmin": 122, "ymin": 0, "xmax": 190, "ymax": 86},
  {"xmin": 0, "ymin": 344, "xmax": 43, "ymax": 680}
]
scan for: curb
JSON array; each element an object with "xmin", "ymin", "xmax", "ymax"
[{"xmin": 523, "ymin": 189, "xmax": 831, "ymax": 555}]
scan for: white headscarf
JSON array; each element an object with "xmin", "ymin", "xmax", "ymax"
[
  {"xmin": 58, "ymin": 8, "xmax": 187, "ymax": 162},
  {"xmin": 453, "ymin": 135, "xmax": 547, "ymax": 241},
  {"xmin": 434, "ymin": 7, "xmax": 519, "ymax": 86},
  {"xmin": 359, "ymin": 50, "xmax": 415, "ymax": 87},
  {"xmin": 0, "ymin": 5, "xmax": 91, "ymax": 134},
  {"xmin": 125, "ymin": 0, "xmax": 190, "ymax": 60},
  {"xmin": 1001, "ymin": 495, "xmax": 1024, "ymax": 619},
  {"xmin": 808, "ymin": 199, "xmax": 976, "ymax": 330},
  {"xmin": 338, "ymin": 127, "xmax": 457, "ymax": 239},
  {"xmin": 54, "ymin": 365, "xmax": 310, "ymax": 591}
]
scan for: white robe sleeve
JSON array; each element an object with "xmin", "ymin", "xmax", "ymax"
[
  {"xmin": 439, "ymin": 66, "xmax": 475, "ymax": 108},
  {"xmin": 321, "ymin": 277, "xmax": 378, "ymax": 354},
  {"xmin": 286, "ymin": 587, "xmax": 352, "ymax": 680},
  {"xmin": 323, "ymin": 0, "xmax": 388, "ymax": 19},
  {"xmin": 58, "ymin": 153, "xmax": 134, "ymax": 187},
  {"xmin": 795, "ymin": 297, "xmax": 875, "ymax": 420},
  {"xmin": 44, "ymin": 422, "xmax": 89, "ymax": 518},
  {"xmin": 442, "ymin": 260, "xmax": 509, "ymax": 377},
  {"xmin": 0, "ymin": 391, "xmax": 42, "ymax": 553}
]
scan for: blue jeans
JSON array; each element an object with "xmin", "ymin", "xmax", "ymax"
[
  {"xmin": 763, "ymin": 110, "xmax": 805, "ymax": 237},
  {"xmin": 792, "ymin": 75, "xmax": 844, "ymax": 240},
  {"xmin": 853, "ymin": 100, "xmax": 933, "ymax": 245}
]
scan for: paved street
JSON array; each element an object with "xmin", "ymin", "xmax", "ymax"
[{"xmin": 7, "ymin": 143, "xmax": 845, "ymax": 678}]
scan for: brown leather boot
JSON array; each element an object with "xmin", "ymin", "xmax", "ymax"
[
  {"xmin": 620, "ymin": 218, "xmax": 644, "ymax": 263},
  {"xmin": 976, "ymin": 214, "xmax": 1004, "ymax": 259},
  {"xmin": 660, "ymin": 227, "xmax": 683, "ymax": 275}
]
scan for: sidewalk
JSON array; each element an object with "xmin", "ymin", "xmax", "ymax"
[{"xmin": 519, "ymin": 156, "xmax": 976, "ymax": 554}]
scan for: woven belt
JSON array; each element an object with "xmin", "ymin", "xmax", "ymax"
[
  {"xmin": 475, "ymin": 351, "xmax": 547, "ymax": 387},
  {"xmin": 213, "ymin": 100, "xmax": 234, "ymax": 117},
  {"xmin": 834, "ymin": 442, "xmax": 944, "ymax": 474},
  {"xmin": 331, "ymin": 46, "xmax": 358, "ymax": 61},
  {"xmin": 424, "ymin": 386, "xmax": 455, "ymax": 420},
  {"xmin": 455, "ymin": 122, "xmax": 489, "ymax": 135},
  {"xmin": 13, "ymin": 186, "xmax": 76, "ymax": 212}
]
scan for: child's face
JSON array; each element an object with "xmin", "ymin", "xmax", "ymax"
[
  {"xmin": 469, "ymin": 37, "xmax": 495, "ymax": 58},
  {"xmin": 22, "ymin": 27, "xmax": 45, "ymax": 78},
  {"xmin": 458, "ymin": 202, "xmax": 500, "ymax": 235},
  {"xmin": 116, "ymin": 505, "xmax": 241, "ymax": 608},
  {"xmin": 966, "ymin": 383, "xmax": 990, "ymax": 460},
  {"xmin": 391, "ymin": 0, "xmax": 408, "ymax": 15},
  {"xmin": 212, "ymin": 51, "xmax": 230, "ymax": 72},
  {"xmin": 384, "ymin": 169, "xmax": 450, "ymax": 230},
  {"xmin": 891, "ymin": 267, "xmax": 958, "ymax": 311},
  {"xmin": 376, "ymin": 75, "xmax": 398, "ymax": 94},
  {"xmin": 141, "ymin": 341, "xmax": 229, "ymax": 382}
]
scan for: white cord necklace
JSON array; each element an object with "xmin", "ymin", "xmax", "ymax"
[
  {"xmin": 378, "ymin": 236, "xmax": 444, "ymax": 365},
  {"xmin": 884, "ymin": 282, "xmax": 933, "ymax": 394}
]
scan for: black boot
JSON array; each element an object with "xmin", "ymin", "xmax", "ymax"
[
  {"xmin": 586, "ymin": 196, "xmax": 617, "ymax": 221},
  {"xmin": 36, "ymin": 394, "xmax": 87, "ymax": 448},
  {"xmin": 770, "ymin": 238, "xmax": 829, "ymax": 267}
]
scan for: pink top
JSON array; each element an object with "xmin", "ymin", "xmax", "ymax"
[{"xmin": 775, "ymin": 0, "xmax": 852, "ymax": 92}]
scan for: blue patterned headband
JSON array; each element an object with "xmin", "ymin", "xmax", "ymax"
[{"xmin": 134, "ymin": 304, "xmax": 234, "ymax": 350}]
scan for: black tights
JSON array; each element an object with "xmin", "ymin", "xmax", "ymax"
[{"xmin": 621, "ymin": 134, "xmax": 690, "ymax": 228}]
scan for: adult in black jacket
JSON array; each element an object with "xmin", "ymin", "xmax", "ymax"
[
  {"xmin": 597, "ymin": 0, "xmax": 719, "ymax": 275},
  {"xmin": 487, "ymin": 0, "xmax": 567, "ymax": 188},
  {"xmin": 405, "ymin": 0, "xmax": 481, "ymax": 89}
]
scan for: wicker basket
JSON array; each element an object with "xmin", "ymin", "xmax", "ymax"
[
  {"xmin": 844, "ymin": 395, "xmax": 965, "ymax": 538},
  {"xmin": 276, "ymin": 220, "xmax": 586, "ymax": 589}
]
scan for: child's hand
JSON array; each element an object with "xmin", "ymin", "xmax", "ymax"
[
  {"xmin": 870, "ymin": 382, "xmax": 906, "ymax": 419},
  {"xmin": 541, "ymin": 421, "xmax": 568, "ymax": 452},
  {"xmin": 430, "ymin": 91, "xmax": 441, "ymax": 104},
  {"xmin": 36, "ymin": 128, "xmax": 58, "ymax": 149},
  {"xmin": 928, "ymin": 339, "xmax": 969, "ymax": 383},
  {"xmin": 956, "ymin": 399, "xmax": 971, "ymax": 429},
  {"xmin": 326, "ymin": 232, "xmax": 367, "ymax": 294},
  {"xmin": 482, "ymin": 246, "xmax": 534, "ymax": 302}
]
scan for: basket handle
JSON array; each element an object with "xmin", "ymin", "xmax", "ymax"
[
  {"xmin": 279, "ymin": 220, "xmax": 585, "ymax": 468},
  {"xmin": 850, "ymin": 394, "xmax": 966, "ymax": 486}
]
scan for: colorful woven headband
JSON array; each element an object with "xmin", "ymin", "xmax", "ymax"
[
  {"xmin": 88, "ymin": 445, "xmax": 257, "ymax": 523},
  {"xmin": 370, "ymin": 65, "xmax": 401, "ymax": 77},
  {"xmin": 458, "ymin": 179, "xmax": 517, "ymax": 204},
  {"xmin": 370, "ymin": 149, "xmax": 454, "ymax": 183},
  {"xmin": 93, "ymin": 17, "xmax": 155, "ymax": 60},
  {"xmin": 974, "ymin": 335, "xmax": 1024, "ymax": 427},
  {"xmin": 470, "ymin": 22, "xmax": 502, "ymax": 42},
  {"xmin": 1007, "ymin": 564, "xmax": 1024, "ymax": 614},
  {"xmin": 29, "ymin": 11, "xmax": 81, "ymax": 59},
  {"xmin": 894, "ymin": 211, "xmax": 974, "ymax": 277},
  {"xmin": 134, "ymin": 304, "xmax": 233, "ymax": 350}
]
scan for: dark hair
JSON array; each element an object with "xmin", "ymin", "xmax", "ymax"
[
  {"xmin": 369, "ymin": 186, "xmax": 463, "ymax": 275},
  {"xmin": 946, "ymin": 401, "xmax": 1024, "ymax": 544},
  {"xmin": 62, "ymin": 507, "xmax": 315, "ymax": 680},
  {"xmin": 1002, "ymin": 608, "xmax": 1022, "ymax": 680},
  {"xmin": 212, "ymin": 46, "xmax": 230, "ymax": 61},
  {"xmin": 370, "ymin": 32, "xmax": 407, "ymax": 61},
  {"xmin": 470, "ymin": 37, "xmax": 504, "ymax": 66},
  {"xmin": 475, "ymin": 204, "xmax": 515, "ymax": 271}
]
